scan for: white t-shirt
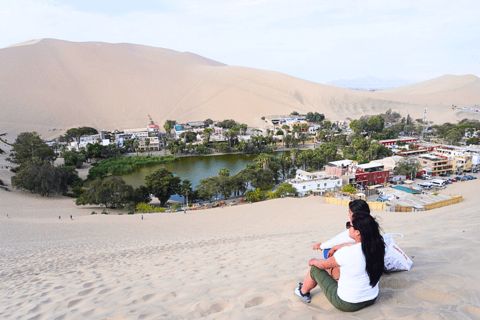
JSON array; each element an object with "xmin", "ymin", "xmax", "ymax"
[{"xmin": 334, "ymin": 243, "xmax": 379, "ymax": 303}]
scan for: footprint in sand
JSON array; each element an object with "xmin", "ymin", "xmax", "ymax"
[
  {"xmin": 82, "ymin": 308, "xmax": 99, "ymax": 317},
  {"xmin": 67, "ymin": 299, "xmax": 82, "ymax": 308},
  {"xmin": 78, "ymin": 288, "xmax": 94, "ymax": 296},
  {"xmin": 141, "ymin": 293, "xmax": 157, "ymax": 302},
  {"xmin": 244, "ymin": 296, "xmax": 263, "ymax": 308},
  {"xmin": 98, "ymin": 288, "xmax": 112, "ymax": 295},
  {"xmin": 82, "ymin": 282, "xmax": 94, "ymax": 288},
  {"xmin": 53, "ymin": 313, "xmax": 67, "ymax": 320},
  {"xmin": 195, "ymin": 301, "xmax": 232, "ymax": 316}
]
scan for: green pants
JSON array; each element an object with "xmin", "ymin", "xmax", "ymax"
[{"xmin": 310, "ymin": 266, "xmax": 377, "ymax": 312}]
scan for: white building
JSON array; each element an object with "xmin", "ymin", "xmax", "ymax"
[{"xmin": 288, "ymin": 169, "xmax": 342, "ymax": 196}]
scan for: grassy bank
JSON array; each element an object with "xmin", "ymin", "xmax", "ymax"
[{"xmin": 88, "ymin": 155, "xmax": 178, "ymax": 179}]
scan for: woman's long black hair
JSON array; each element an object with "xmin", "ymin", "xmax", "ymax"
[
  {"xmin": 351, "ymin": 214, "xmax": 386, "ymax": 287},
  {"xmin": 349, "ymin": 199, "xmax": 371, "ymax": 217}
]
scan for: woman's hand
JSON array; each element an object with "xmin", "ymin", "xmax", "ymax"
[
  {"xmin": 309, "ymin": 258, "xmax": 321, "ymax": 267},
  {"xmin": 327, "ymin": 246, "xmax": 339, "ymax": 258},
  {"xmin": 312, "ymin": 243, "xmax": 322, "ymax": 250}
]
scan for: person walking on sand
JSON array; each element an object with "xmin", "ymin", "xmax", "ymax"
[{"xmin": 294, "ymin": 214, "xmax": 386, "ymax": 312}]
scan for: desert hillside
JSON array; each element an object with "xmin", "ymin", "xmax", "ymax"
[{"xmin": 1, "ymin": 39, "xmax": 479, "ymax": 141}]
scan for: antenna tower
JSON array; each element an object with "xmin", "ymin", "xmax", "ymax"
[{"xmin": 423, "ymin": 104, "xmax": 427, "ymax": 124}]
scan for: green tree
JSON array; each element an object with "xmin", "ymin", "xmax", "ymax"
[
  {"xmin": 8, "ymin": 132, "xmax": 56, "ymax": 164},
  {"xmin": 275, "ymin": 182, "xmax": 297, "ymax": 196},
  {"xmin": 394, "ymin": 158, "xmax": 421, "ymax": 180},
  {"xmin": 216, "ymin": 119, "xmax": 237, "ymax": 129},
  {"xmin": 203, "ymin": 127, "xmax": 214, "ymax": 144},
  {"xmin": 179, "ymin": 179, "xmax": 193, "ymax": 204},
  {"xmin": 76, "ymin": 177, "xmax": 134, "ymax": 208},
  {"xmin": 197, "ymin": 176, "xmax": 220, "ymax": 200},
  {"xmin": 164, "ymin": 120, "xmax": 176, "ymax": 136},
  {"xmin": 445, "ymin": 128, "xmax": 463, "ymax": 144},
  {"xmin": 180, "ymin": 131, "xmax": 197, "ymax": 143},
  {"xmin": 367, "ymin": 115, "xmax": 385, "ymax": 134},
  {"xmin": 12, "ymin": 158, "xmax": 79, "ymax": 196},
  {"xmin": 239, "ymin": 124, "xmax": 248, "ymax": 135},
  {"xmin": 145, "ymin": 168, "xmax": 181, "ymax": 206},
  {"xmin": 250, "ymin": 168, "xmax": 275, "ymax": 190},
  {"xmin": 306, "ymin": 112, "xmax": 324, "ymax": 123},
  {"xmin": 63, "ymin": 150, "xmax": 85, "ymax": 168},
  {"xmin": 127, "ymin": 185, "xmax": 152, "ymax": 205}
]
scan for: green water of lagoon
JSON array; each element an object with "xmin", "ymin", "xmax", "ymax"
[{"xmin": 120, "ymin": 154, "xmax": 260, "ymax": 189}]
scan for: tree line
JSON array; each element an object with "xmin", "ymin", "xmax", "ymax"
[{"xmin": 8, "ymin": 132, "xmax": 83, "ymax": 196}]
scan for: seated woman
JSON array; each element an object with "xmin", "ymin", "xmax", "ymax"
[{"xmin": 295, "ymin": 214, "xmax": 386, "ymax": 312}]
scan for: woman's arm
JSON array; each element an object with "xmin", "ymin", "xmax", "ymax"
[
  {"xmin": 309, "ymin": 256, "xmax": 340, "ymax": 269},
  {"xmin": 327, "ymin": 242, "xmax": 356, "ymax": 257}
]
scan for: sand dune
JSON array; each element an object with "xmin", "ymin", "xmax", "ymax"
[
  {"xmin": 1, "ymin": 166, "xmax": 480, "ymax": 319},
  {"xmin": 1, "ymin": 39, "xmax": 480, "ymax": 141},
  {"xmin": 381, "ymin": 74, "xmax": 480, "ymax": 94}
]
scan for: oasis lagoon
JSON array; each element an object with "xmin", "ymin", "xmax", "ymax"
[{"xmin": 120, "ymin": 153, "xmax": 259, "ymax": 191}]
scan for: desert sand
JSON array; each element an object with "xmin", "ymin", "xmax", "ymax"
[
  {"xmin": 1, "ymin": 166, "xmax": 480, "ymax": 319},
  {"xmin": 1, "ymin": 39, "xmax": 480, "ymax": 142}
]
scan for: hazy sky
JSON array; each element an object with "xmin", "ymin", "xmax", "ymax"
[{"xmin": 1, "ymin": 0, "xmax": 479, "ymax": 84}]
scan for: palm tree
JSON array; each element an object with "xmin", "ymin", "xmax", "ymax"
[
  {"xmin": 290, "ymin": 148, "xmax": 300, "ymax": 166},
  {"xmin": 203, "ymin": 127, "xmax": 214, "ymax": 144},
  {"xmin": 278, "ymin": 154, "xmax": 293, "ymax": 180},
  {"xmin": 179, "ymin": 179, "xmax": 193, "ymax": 205},
  {"xmin": 254, "ymin": 153, "xmax": 272, "ymax": 169}
]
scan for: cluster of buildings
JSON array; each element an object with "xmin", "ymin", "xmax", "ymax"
[
  {"xmin": 378, "ymin": 138, "xmax": 480, "ymax": 175},
  {"xmin": 67, "ymin": 120, "xmax": 232, "ymax": 152},
  {"xmin": 288, "ymin": 160, "xmax": 390, "ymax": 196},
  {"xmin": 265, "ymin": 115, "xmax": 348, "ymax": 134},
  {"xmin": 66, "ymin": 114, "xmax": 348, "ymax": 152},
  {"xmin": 287, "ymin": 138, "xmax": 480, "ymax": 196}
]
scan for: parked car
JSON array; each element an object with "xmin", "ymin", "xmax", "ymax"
[
  {"xmin": 450, "ymin": 178, "xmax": 457, "ymax": 182},
  {"xmin": 455, "ymin": 176, "xmax": 463, "ymax": 181}
]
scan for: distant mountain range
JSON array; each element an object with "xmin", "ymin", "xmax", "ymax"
[{"xmin": 326, "ymin": 76, "xmax": 415, "ymax": 91}]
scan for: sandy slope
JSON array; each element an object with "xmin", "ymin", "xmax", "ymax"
[
  {"xmin": 1, "ymin": 39, "xmax": 480, "ymax": 142},
  {"xmin": 1, "ymin": 166, "xmax": 480, "ymax": 319}
]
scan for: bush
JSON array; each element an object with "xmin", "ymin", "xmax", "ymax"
[
  {"xmin": 266, "ymin": 191, "xmax": 278, "ymax": 199},
  {"xmin": 261, "ymin": 116, "xmax": 265, "ymax": 120},
  {"xmin": 275, "ymin": 182, "xmax": 297, "ymax": 197},
  {"xmin": 246, "ymin": 188, "xmax": 266, "ymax": 202},
  {"xmin": 118, "ymin": 212, "xmax": 123, "ymax": 215},
  {"xmin": 342, "ymin": 185, "xmax": 357, "ymax": 194},
  {"xmin": 171, "ymin": 203, "xmax": 182, "ymax": 211},
  {"xmin": 101, "ymin": 209, "xmax": 108, "ymax": 215},
  {"xmin": 91, "ymin": 211, "xmax": 97, "ymax": 215},
  {"xmin": 127, "ymin": 211, "xmax": 134, "ymax": 215},
  {"xmin": 136, "ymin": 202, "xmax": 152, "ymax": 213},
  {"xmin": 136, "ymin": 203, "xmax": 166, "ymax": 213}
]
